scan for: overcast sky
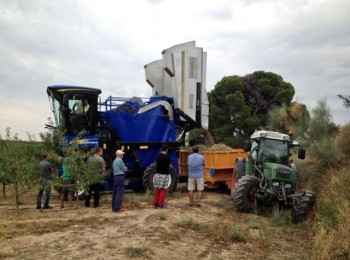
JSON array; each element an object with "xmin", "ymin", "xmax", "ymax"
[{"xmin": 0, "ymin": 0, "xmax": 349, "ymax": 140}]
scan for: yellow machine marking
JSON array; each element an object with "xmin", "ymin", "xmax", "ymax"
[{"xmin": 181, "ymin": 50, "xmax": 185, "ymax": 111}]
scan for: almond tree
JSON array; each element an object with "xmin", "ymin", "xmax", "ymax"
[{"xmin": 0, "ymin": 128, "xmax": 41, "ymax": 209}]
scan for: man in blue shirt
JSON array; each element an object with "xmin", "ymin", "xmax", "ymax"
[
  {"xmin": 112, "ymin": 150, "xmax": 128, "ymax": 212},
  {"xmin": 187, "ymin": 146, "xmax": 205, "ymax": 207}
]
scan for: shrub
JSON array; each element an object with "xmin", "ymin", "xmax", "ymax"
[
  {"xmin": 334, "ymin": 123, "xmax": 350, "ymax": 164},
  {"xmin": 313, "ymin": 167, "xmax": 350, "ymax": 259}
]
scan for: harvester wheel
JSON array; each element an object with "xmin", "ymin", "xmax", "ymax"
[
  {"xmin": 234, "ymin": 175, "xmax": 260, "ymax": 212},
  {"xmin": 142, "ymin": 163, "xmax": 178, "ymax": 194},
  {"xmin": 291, "ymin": 190, "xmax": 316, "ymax": 223}
]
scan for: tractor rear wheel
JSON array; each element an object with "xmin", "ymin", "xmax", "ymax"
[
  {"xmin": 234, "ymin": 175, "xmax": 260, "ymax": 212},
  {"xmin": 291, "ymin": 190, "xmax": 316, "ymax": 223},
  {"xmin": 142, "ymin": 163, "xmax": 178, "ymax": 194},
  {"xmin": 231, "ymin": 159, "xmax": 245, "ymax": 200}
]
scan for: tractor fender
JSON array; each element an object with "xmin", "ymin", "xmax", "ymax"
[
  {"xmin": 235, "ymin": 158, "xmax": 245, "ymax": 180},
  {"xmin": 231, "ymin": 157, "xmax": 246, "ymax": 199}
]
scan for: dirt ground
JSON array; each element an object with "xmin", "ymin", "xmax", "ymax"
[{"xmin": 0, "ymin": 185, "xmax": 315, "ymax": 260}]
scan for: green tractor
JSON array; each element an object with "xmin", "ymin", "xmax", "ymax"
[{"xmin": 231, "ymin": 130, "xmax": 316, "ymax": 223}]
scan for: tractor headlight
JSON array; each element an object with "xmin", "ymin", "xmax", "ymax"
[
  {"xmin": 285, "ymin": 184, "xmax": 292, "ymax": 189},
  {"xmin": 272, "ymin": 182, "xmax": 280, "ymax": 187}
]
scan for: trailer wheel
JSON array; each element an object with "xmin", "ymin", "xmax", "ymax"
[
  {"xmin": 234, "ymin": 175, "xmax": 260, "ymax": 212},
  {"xmin": 291, "ymin": 190, "xmax": 316, "ymax": 223},
  {"xmin": 142, "ymin": 163, "xmax": 178, "ymax": 194}
]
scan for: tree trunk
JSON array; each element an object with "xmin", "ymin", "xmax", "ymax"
[
  {"xmin": 74, "ymin": 180, "xmax": 79, "ymax": 209},
  {"xmin": 15, "ymin": 179, "xmax": 19, "ymax": 210},
  {"xmin": 2, "ymin": 182, "xmax": 5, "ymax": 198}
]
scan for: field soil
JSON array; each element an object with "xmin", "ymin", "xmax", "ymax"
[{"xmin": 0, "ymin": 185, "xmax": 315, "ymax": 260}]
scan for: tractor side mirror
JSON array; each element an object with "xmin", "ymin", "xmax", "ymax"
[
  {"xmin": 298, "ymin": 148, "xmax": 306, "ymax": 160},
  {"xmin": 243, "ymin": 141, "xmax": 251, "ymax": 152}
]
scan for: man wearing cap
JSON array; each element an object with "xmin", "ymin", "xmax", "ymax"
[{"xmin": 112, "ymin": 150, "xmax": 128, "ymax": 212}]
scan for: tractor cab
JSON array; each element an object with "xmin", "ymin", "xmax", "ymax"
[
  {"xmin": 248, "ymin": 131, "xmax": 291, "ymax": 166},
  {"xmin": 47, "ymin": 85, "xmax": 101, "ymax": 135},
  {"xmin": 244, "ymin": 130, "xmax": 305, "ymax": 166}
]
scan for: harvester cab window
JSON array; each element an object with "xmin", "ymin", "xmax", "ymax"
[
  {"xmin": 67, "ymin": 96, "xmax": 91, "ymax": 134},
  {"xmin": 51, "ymin": 98, "xmax": 62, "ymax": 128}
]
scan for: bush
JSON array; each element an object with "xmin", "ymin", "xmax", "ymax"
[
  {"xmin": 313, "ymin": 167, "xmax": 350, "ymax": 259},
  {"xmin": 335, "ymin": 123, "xmax": 350, "ymax": 164}
]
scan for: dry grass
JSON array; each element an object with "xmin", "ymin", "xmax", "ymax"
[{"xmin": 313, "ymin": 166, "xmax": 350, "ymax": 260}]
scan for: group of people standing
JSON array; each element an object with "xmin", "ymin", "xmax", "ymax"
[
  {"xmin": 152, "ymin": 144, "xmax": 205, "ymax": 208},
  {"xmin": 36, "ymin": 144, "xmax": 205, "ymax": 211},
  {"xmin": 36, "ymin": 147, "xmax": 126, "ymax": 211}
]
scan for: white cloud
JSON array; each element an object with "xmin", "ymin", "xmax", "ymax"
[{"xmin": 0, "ymin": 0, "xmax": 349, "ymax": 139}]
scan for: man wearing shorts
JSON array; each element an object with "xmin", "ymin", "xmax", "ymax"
[{"xmin": 187, "ymin": 146, "xmax": 205, "ymax": 207}]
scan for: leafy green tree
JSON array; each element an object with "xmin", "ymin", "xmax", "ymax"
[
  {"xmin": 337, "ymin": 94, "xmax": 350, "ymax": 108},
  {"xmin": 208, "ymin": 76, "xmax": 253, "ymax": 147},
  {"xmin": 209, "ymin": 71, "xmax": 295, "ymax": 147},
  {"xmin": 302, "ymin": 100, "xmax": 340, "ymax": 170},
  {"xmin": 242, "ymin": 71, "xmax": 294, "ymax": 116},
  {"xmin": 267, "ymin": 101, "xmax": 310, "ymax": 137},
  {"xmin": 58, "ymin": 133, "xmax": 97, "ymax": 208},
  {"xmin": 335, "ymin": 123, "xmax": 350, "ymax": 164},
  {"xmin": 0, "ymin": 128, "xmax": 42, "ymax": 209}
]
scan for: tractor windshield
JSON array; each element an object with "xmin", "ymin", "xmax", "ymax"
[{"xmin": 257, "ymin": 138, "xmax": 289, "ymax": 165}]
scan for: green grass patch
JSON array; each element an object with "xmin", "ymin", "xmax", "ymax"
[
  {"xmin": 259, "ymin": 226, "xmax": 270, "ymax": 246},
  {"xmin": 124, "ymin": 246, "xmax": 146, "ymax": 258},
  {"xmin": 125, "ymin": 190, "xmax": 152, "ymax": 203},
  {"xmin": 105, "ymin": 239, "xmax": 115, "ymax": 249},
  {"xmin": 176, "ymin": 216, "xmax": 206, "ymax": 231},
  {"xmin": 227, "ymin": 226, "xmax": 245, "ymax": 242},
  {"xmin": 157, "ymin": 212, "xmax": 167, "ymax": 221},
  {"xmin": 271, "ymin": 205, "xmax": 285, "ymax": 226},
  {"xmin": 248, "ymin": 218, "xmax": 262, "ymax": 229}
]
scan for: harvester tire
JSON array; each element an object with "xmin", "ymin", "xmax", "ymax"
[
  {"xmin": 291, "ymin": 190, "xmax": 316, "ymax": 223},
  {"xmin": 234, "ymin": 175, "xmax": 260, "ymax": 212},
  {"xmin": 142, "ymin": 163, "xmax": 178, "ymax": 194}
]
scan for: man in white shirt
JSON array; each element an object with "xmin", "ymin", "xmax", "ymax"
[{"xmin": 74, "ymin": 99, "xmax": 90, "ymax": 115}]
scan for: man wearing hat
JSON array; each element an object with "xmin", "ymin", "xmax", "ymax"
[{"xmin": 112, "ymin": 149, "xmax": 128, "ymax": 212}]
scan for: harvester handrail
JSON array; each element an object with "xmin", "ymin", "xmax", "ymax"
[{"xmin": 98, "ymin": 96, "xmax": 150, "ymax": 112}]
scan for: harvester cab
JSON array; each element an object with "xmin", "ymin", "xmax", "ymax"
[
  {"xmin": 47, "ymin": 85, "xmax": 101, "ymax": 136},
  {"xmin": 232, "ymin": 130, "xmax": 316, "ymax": 223}
]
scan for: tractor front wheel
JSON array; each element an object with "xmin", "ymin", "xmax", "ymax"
[
  {"xmin": 234, "ymin": 175, "xmax": 260, "ymax": 212},
  {"xmin": 291, "ymin": 190, "xmax": 316, "ymax": 223}
]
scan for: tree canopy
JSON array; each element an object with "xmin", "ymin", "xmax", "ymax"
[
  {"xmin": 266, "ymin": 101, "xmax": 310, "ymax": 137},
  {"xmin": 208, "ymin": 71, "xmax": 295, "ymax": 147},
  {"xmin": 337, "ymin": 94, "xmax": 350, "ymax": 108}
]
